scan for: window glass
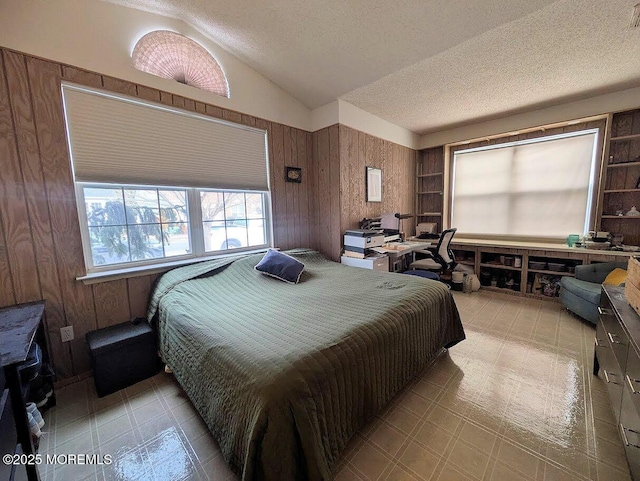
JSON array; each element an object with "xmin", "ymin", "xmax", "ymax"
[
  {"xmin": 83, "ymin": 185, "xmax": 191, "ymax": 267},
  {"xmin": 80, "ymin": 184, "xmax": 269, "ymax": 271},
  {"xmin": 200, "ymin": 190, "xmax": 268, "ymax": 253}
]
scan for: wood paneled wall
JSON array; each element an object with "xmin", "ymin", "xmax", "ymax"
[
  {"xmin": 0, "ymin": 48, "xmax": 314, "ymax": 380},
  {"xmin": 339, "ymin": 125, "xmax": 416, "ymax": 238},
  {"xmin": 312, "ymin": 124, "xmax": 417, "ymax": 261}
]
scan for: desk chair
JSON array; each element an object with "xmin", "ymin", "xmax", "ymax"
[{"xmin": 409, "ymin": 228, "xmax": 457, "ymax": 273}]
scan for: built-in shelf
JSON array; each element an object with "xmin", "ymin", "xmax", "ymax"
[
  {"xmin": 480, "ymin": 263, "xmax": 521, "ymax": 271},
  {"xmin": 482, "ymin": 286, "xmax": 521, "ymax": 296},
  {"xmin": 607, "ymin": 161, "xmax": 640, "ymax": 168},
  {"xmin": 417, "ymin": 191, "xmax": 443, "ymax": 195},
  {"xmin": 456, "ymin": 260, "xmax": 475, "ymax": 266},
  {"xmin": 527, "ymin": 269, "xmax": 575, "ymax": 277},
  {"xmin": 602, "ymin": 215, "xmax": 640, "ymax": 219},
  {"xmin": 610, "ymin": 133, "xmax": 640, "ymax": 141},
  {"xmin": 417, "ymin": 172, "xmax": 443, "ymax": 178},
  {"xmin": 416, "ymin": 212, "xmax": 442, "ymax": 216},
  {"xmin": 603, "ymin": 189, "xmax": 640, "ymax": 193}
]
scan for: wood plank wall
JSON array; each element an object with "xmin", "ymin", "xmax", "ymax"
[
  {"xmin": 0, "ymin": 48, "xmax": 314, "ymax": 381},
  {"xmin": 312, "ymin": 124, "xmax": 417, "ymax": 261},
  {"xmin": 339, "ymin": 125, "xmax": 416, "ymax": 251}
]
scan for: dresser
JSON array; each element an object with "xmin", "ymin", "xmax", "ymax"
[{"xmin": 594, "ymin": 286, "xmax": 640, "ymax": 479}]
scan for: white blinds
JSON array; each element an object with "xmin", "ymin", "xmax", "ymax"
[
  {"xmin": 451, "ymin": 131, "xmax": 598, "ymax": 238},
  {"xmin": 62, "ymin": 84, "xmax": 269, "ymax": 191}
]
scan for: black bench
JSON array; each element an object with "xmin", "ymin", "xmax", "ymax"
[{"xmin": 86, "ymin": 320, "xmax": 160, "ymax": 397}]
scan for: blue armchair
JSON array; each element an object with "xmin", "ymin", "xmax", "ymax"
[{"xmin": 559, "ymin": 261, "xmax": 628, "ymax": 324}]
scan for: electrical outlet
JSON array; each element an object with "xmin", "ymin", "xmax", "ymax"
[{"xmin": 60, "ymin": 325, "xmax": 74, "ymax": 342}]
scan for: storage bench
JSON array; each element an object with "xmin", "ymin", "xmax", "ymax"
[{"xmin": 86, "ymin": 320, "xmax": 160, "ymax": 397}]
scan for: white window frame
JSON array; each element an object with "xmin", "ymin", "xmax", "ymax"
[
  {"xmin": 448, "ymin": 128, "xmax": 601, "ymax": 241},
  {"xmin": 76, "ymin": 182, "xmax": 273, "ymax": 277}
]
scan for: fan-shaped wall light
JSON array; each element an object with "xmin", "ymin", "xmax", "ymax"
[{"xmin": 132, "ymin": 30, "xmax": 229, "ymax": 98}]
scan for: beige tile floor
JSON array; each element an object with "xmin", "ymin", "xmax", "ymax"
[{"xmin": 36, "ymin": 290, "xmax": 632, "ymax": 481}]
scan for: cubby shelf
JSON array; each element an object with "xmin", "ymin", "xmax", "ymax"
[
  {"xmin": 527, "ymin": 269, "xmax": 575, "ymax": 277},
  {"xmin": 598, "ymin": 108, "xmax": 640, "ymax": 247},
  {"xmin": 607, "ymin": 161, "xmax": 640, "ymax": 168},
  {"xmin": 479, "ymin": 263, "xmax": 521, "ymax": 272},
  {"xmin": 417, "ymin": 172, "xmax": 443, "ymax": 178},
  {"xmin": 610, "ymin": 133, "xmax": 640, "ymax": 141},
  {"xmin": 416, "ymin": 212, "xmax": 442, "ymax": 216},
  {"xmin": 417, "ymin": 191, "xmax": 443, "ymax": 195}
]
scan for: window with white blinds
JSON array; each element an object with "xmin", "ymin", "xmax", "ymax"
[
  {"xmin": 61, "ymin": 83, "xmax": 269, "ymax": 191},
  {"xmin": 451, "ymin": 130, "xmax": 599, "ymax": 239},
  {"xmin": 61, "ymin": 83, "xmax": 273, "ymax": 275}
]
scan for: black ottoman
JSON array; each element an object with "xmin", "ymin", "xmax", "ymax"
[{"xmin": 86, "ymin": 320, "xmax": 160, "ymax": 397}]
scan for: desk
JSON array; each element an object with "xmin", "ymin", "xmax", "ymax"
[
  {"xmin": 0, "ymin": 301, "xmax": 52, "ymax": 481},
  {"xmin": 376, "ymin": 242, "xmax": 431, "ymax": 272}
]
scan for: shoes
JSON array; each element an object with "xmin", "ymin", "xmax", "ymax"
[
  {"xmin": 27, "ymin": 412, "xmax": 42, "ymax": 438},
  {"xmin": 30, "ymin": 383, "xmax": 53, "ymax": 408},
  {"xmin": 26, "ymin": 403, "xmax": 44, "ymax": 428}
]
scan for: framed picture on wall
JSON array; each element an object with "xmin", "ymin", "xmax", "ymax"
[{"xmin": 366, "ymin": 166, "xmax": 382, "ymax": 202}]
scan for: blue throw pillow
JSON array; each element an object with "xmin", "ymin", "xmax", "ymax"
[{"xmin": 254, "ymin": 249, "xmax": 305, "ymax": 284}]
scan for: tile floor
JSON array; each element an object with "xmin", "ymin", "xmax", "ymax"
[{"xmin": 36, "ymin": 290, "xmax": 632, "ymax": 481}]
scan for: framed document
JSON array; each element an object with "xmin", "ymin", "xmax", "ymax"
[{"xmin": 366, "ymin": 167, "xmax": 382, "ymax": 202}]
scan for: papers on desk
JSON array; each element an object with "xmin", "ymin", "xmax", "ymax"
[{"xmin": 374, "ymin": 242, "xmax": 428, "ymax": 254}]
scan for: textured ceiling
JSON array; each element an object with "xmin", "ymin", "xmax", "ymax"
[{"xmin": 103, "ymin": 0, "xmax": 640, "ymax": 133}]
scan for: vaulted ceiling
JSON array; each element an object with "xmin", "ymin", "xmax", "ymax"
[{"xmin": 104, "ymin": 0, "xmax": 640, "ymax": 134}]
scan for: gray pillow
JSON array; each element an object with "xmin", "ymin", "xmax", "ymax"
[{"xmin": 254, "ymin": 249, "xmax": 304, "ymax": 284}]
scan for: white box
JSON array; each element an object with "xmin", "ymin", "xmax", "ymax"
[
  {"xmin": 343, "ymin": 234, "xmax": 384, "ymax": 249},
  {"xmin": 341, "ymin": 255, "xmax": 389, "ymax": 272}
]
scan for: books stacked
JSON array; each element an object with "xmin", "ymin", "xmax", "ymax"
[{"xmin": 343, "ymin": 229, "xmax": 384, "ymax": 259}]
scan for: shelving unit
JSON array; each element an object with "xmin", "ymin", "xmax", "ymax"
[
  {"xmin": 450, "ymin": 241, "xmax": 633, "ymax": 301},
  {"xmin": 415, "ymin": 147, "xmax": 444, "ymax": 232},
  {"xmin": 599, "ymin": 108, "xmax": 640, "ymax": 246}
]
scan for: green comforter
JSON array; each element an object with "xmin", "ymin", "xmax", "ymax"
[{"xmin": 149, "ymin": 249, "xmax": 464, "ymax": 480}]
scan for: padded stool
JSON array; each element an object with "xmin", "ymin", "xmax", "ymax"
[
  {"xmin": 86, "ymin": 320, "xmax": 160, "ymax": 397},
  {"xmin": 402, "ymin": 270, "xmax": 440, "ymax": 281}
]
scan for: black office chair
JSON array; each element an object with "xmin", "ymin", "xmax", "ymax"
[{"xmin": 409, "ymin": 228, "xmax": 457, "ymax": 273}]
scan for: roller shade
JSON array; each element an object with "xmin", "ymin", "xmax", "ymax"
[
  {"xmin": 451, "ymin": 130, "xmax": 598, "ymax": 238},
  {"xmin": 62, "ymin": 84, "xmax": 269, "ymax": 191}
]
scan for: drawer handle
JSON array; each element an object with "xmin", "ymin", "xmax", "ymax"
[
  {"xmin": 628, "ymin": 375, "xmax": 640, "ymax": 394},
  {"xmin": 620, "ymin": 424, "xmax": 640, "ymax": 448},
  {"xmin": 595, "ymin": 338, "xmax": 607, "ymax": 348},
  {"xmin": 608, "ymin": 332, "xmax": 623, "ymax": 345},
  {"xmin": 604, "ymin": 370, "xmax": 619, "ymax": 384},
  {"xmin": 599, "ymin": 306, "xmax": 613, "ymax": 316}
]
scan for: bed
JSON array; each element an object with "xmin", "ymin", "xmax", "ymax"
[{"xmin": 147, "ymin": 248, "xmax": 465, "ymax": 481}]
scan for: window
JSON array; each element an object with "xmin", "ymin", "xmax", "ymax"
[
  {"xmin": 132, "ymin": 30, "xmax": 229, "ymax": 98},
  {"xmin": 61, "ymin": 84, "xmax": 271, "ymax": 275},
  {"xmin": 77, "ymin": 184, "xmax": 270, "ymax": 271},
  {"xmin": 450, "ymin": 130, "xmax": 599, "ymax": 239}
]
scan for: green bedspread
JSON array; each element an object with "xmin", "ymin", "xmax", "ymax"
[{"xmin": 149, "ymin": 249, "xmax": 464, "ymax": 480}]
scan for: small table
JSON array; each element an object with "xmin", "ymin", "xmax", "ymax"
[{"xmin": 0, "ymin": 301, "xmax": 52, "ymax": 481}]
